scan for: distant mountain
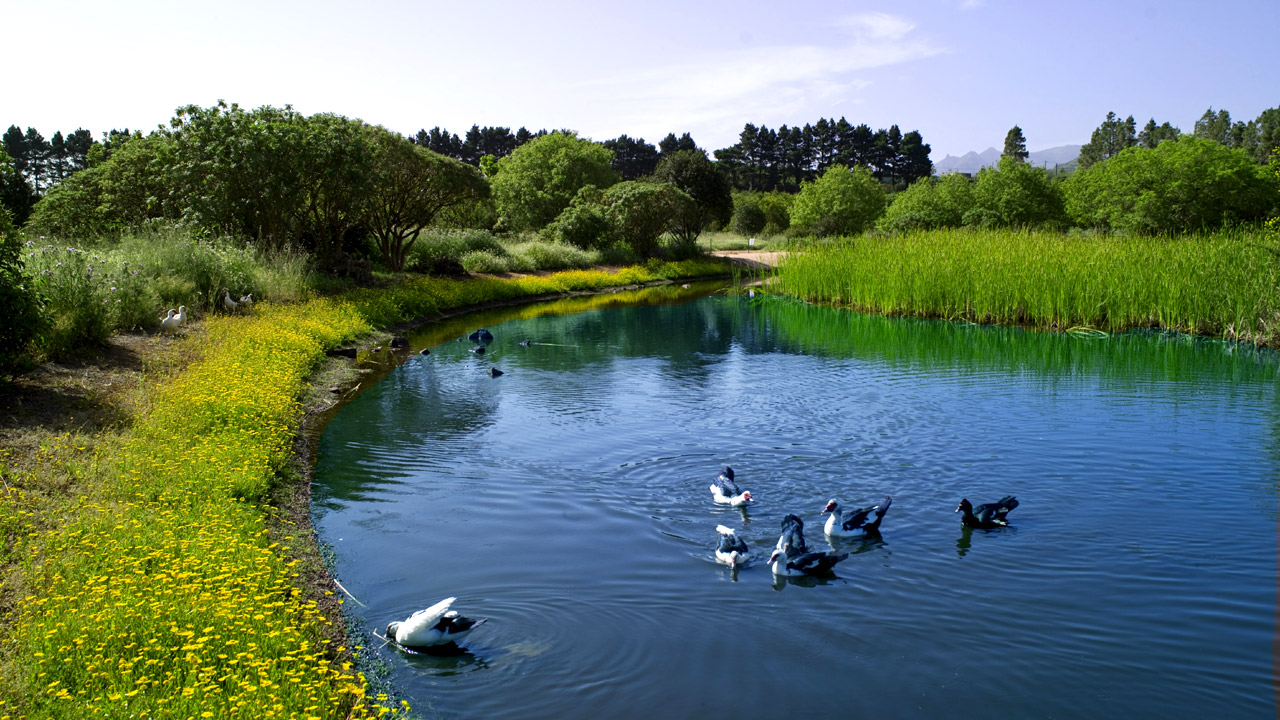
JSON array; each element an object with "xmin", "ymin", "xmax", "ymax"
[{"xmin": 933, "ymin": 144, "xmax": 1081, "ymax": 175}]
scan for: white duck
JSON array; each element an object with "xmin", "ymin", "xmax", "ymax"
[
  {"xmin": 709, "ymin": 466, "xmax": 753, "ymax": 506},
  {"xmin": 175, "ymin": 305, "xmax": 187, "ymax": 325},
  {"xmin": 221, "ymin": 289, "xmax": 239, "ymax": 312},
  {"xmin": 714, "ymin": 525, "xmax": 750, "ymax": 567},
  {"xmin": 823, "ymin": 496, "xmax": 893, "ymax": 538},
  {"xmin": 386, "ymin": 597, "xmax": 487, "ymax": 649},
  {"xmin": 160, "ymin": 309, "xmax": 181, "ymax": 333}
]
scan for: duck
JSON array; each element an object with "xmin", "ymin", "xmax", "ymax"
[
  {"xmin": 823, "ymin": 496, "xmax": 892, "ymax": 538},
  {"xmin": 175, "ymin": 305, "xmax": 187, "ymax": 325},
  {"xmin": 468, "ymin": 328, "xmax": 494, "ymax": 344},
  {"xmin": 239, "ymin": 293, "xmax": 254, "ymax": 308},
  {"xmin": 221, "ymin": 289, "xmax": 239, "ymax": 312},
  {"xmin": 709, "ymin": 466, "xmax": 753, "ymax": 506},
  {"xmin": 160, "ymin": 309, "xmax": 181, "ymax": 333},
  {"xmin": 768, "ymin": 516, "xmax": 847, "ymax": 577},
  {"xmin": 386, "ymin": 597, "xmax": 487, "ymax": 649},
  {"xmin": 956, "ymin": 496, "xmax": 1019, "ymax": 529},
  {"xmin": 714, "ymin": 525, "xmax": 750, "ymax": 567}
]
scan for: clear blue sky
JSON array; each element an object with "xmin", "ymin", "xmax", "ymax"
[{"xmin": 5, "ymin": 0, "xmax": 1277, "ymax": 159}]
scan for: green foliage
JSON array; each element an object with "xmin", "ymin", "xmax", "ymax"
[
  {"xmin": 507, "ymin": 239, "xmax": 599, "ymax": 271},
  {"xmin": 731, "ymin": 192, "xmax": 767, "ymax": 236},
  {"xmin": 790, "ymin": 164, "xmax": 886, "ymax": 237},
  {"xmin": 491, "ymin": 132, "xmax": 619, "ymax": 231},
  {"xmin": 759, "ymin": 192, "xmax": 793, "ymax": 234},
  {"xmin": 1002, "ymin": 126, "xmax": 1029, "ymax": 161},
  {"xmin": 653, "ymin": 150, "xmax": 733, "ymax": 240},
  {"xmin": 967, "ymin": 157, "xmax": 1067, "ymax": 229},
  {"xmin": 460, "ymin": 249, "xmax": 512, "ymax": 273},
  {"xmin": 546, "ymin": 202, "xmax": 612, "ymax": 250},
  {"xmin": 405, "ymin": 228, "xmax": 505, "ymax": 273},
  {"xmin": 364, "ymin": 128, "xmax": 490, "ymax": 271},
  {"xmin": 601, "ymin": 181, "xmax": 695, "ymax": 257},
  {"xmin": 1064, "ymin": 136, "xmax": 1279, "ymax": 234},
  {"xmin": 0, "ymin": 211, "xmax": 44, "ymax": 377},
  {"xmin": 1079, "ymin": 112, "xmax": 1138, "ymax": 169},
  {"xmin": 877, "ymin": 173, "xmax": 976, "ymax": 233}
]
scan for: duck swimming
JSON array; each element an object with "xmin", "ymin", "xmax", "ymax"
[
  {"xmin": 956, "ymin": 496, "xmax": 1019, "ymax": 529},
  {"xmin": 823, "ymin": 496, "xmax": 892, "ymax": 538},
  {"xmin": 714, "ymin": 525, "xmax": 750, "ymax": 567},
  {"xmin": 386, "ymin": 597, "xmax": 487, "ymax": 649},
  {"xmin": 709, "ymin": 466, "xmax": 753, "ymax": 506},
  {"xmin": 769, "ymin": 515, "xmax": 847, "ymax": 577}
]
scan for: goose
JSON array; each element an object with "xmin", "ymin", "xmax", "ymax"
[
  {"xmin": 386, "ymin": 597, "xmax": 487, "ymax": 649},
  {"xmin": 714, "ymin": 525, "xmax": 750, "ymax": 567},
  {"xmin": 956, "ymin": 496, "xmax": 1019, "ymax": 529},
  {"xmin": 823, "ymin": 496, "xmax": 892, "ymax": 538},
  {"xmin": 768, "ymin": 517, "xmax": 847, "ymax": 576},
  {"xmin": 175, "ymin": 305, "xmax": 188, "ymax": 325},
  {"xmin": 239, "ymin": 293, "xmax": 254, "ymax": 308},
  {"xmin": 709, "ymin": 466, "xmax": 753, "ymax": 506},
  {"xmin": 221, "ymin": 289, "xmax": 239, "ymax": 312},
  {"xmin": 160, "ymin": 309, "xmax": 181, "ymax": 333}
]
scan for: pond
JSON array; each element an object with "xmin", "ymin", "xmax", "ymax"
[{"xmin": 312, "ymin": 286, "xmax": 1278, "ymax": 719}]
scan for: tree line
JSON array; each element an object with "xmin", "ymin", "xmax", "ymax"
[{"xmin": 1077, "ymin": 106, "xmax": 1279, "ymax": 169}]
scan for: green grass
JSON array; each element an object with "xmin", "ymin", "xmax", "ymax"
[{"xmin": 773, "ymin": 227, "xmax": 1280, "ymax": 347}]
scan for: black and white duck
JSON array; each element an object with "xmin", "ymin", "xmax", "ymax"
[
  {"xmin": 823, "ymin": 496, "xmax": 892, "ymax": 538},
  {"xmin": 769, "ymin": 513, "xmax": 847, "ymax": 576},
  {"xmin": 714, "ymin": 525, "xmax": 750, "ymax": 567},
  {"xmin": 386, "ymin": 597, "xmax": 487, "ymax": 649},
  {"xmin": 956, "ymin": 496, "xmax": 1019, "ymax": 529},
  {"xmin": 709, "ymin": 466, "xmax": 753, "ymax": 506}
]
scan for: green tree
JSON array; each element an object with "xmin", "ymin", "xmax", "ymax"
[
  {"xmin": 790, "ymin": 164, "xmax": 886, "ymax": 237},
  {"xmin": 1064, "ymin": 135, "xmax": 1278, "ymax": 234},
  {"xmin": 652, "ymin": 149, "xmax": 732, "ymax": 240},
  {"xmin": 601, "ymin": 135, "xmax": 659, "ymax": 180},
  {"xmin": 1079, "ymin": 112, "xmax": 1138, "ymax": 169},
  {"xmin": 1137, "ymin": 118, "xmax": 1180, "ymax": 149},
  {"xmin": 1193, "ymin": 108, "xmax": 1232, "ymax": 145},
  {"xmin": 1002, "ymin": 125, "xmax": 1029, "ymax": 162},
  {"xmin": 491, "ymin": 131, "xmax": 619, "ymax": 231},
  {"xmin": 364, "ymin": 129, "xmax": 491, "ymax": 271},
  {"xmin": 0, "ymin": 145, "xmax": 37, "ymax": 226},
  {"xmin": 731, "ymin": 191, "xmax": 766, "ymax": 236},
  {"xmin": 966, "ymin": 157, "xmax": 1067, "ymax": 229},
  {"xmin": 877, "ymin": 173, "xmax": 976, "ymax": 233},
  {"xmin": 0, "ymin": 204, "xmax": 44, "ymax": 378},
  {"xmin": 600, "ymin": 181, "xmax": 695, "ymax": 257}
]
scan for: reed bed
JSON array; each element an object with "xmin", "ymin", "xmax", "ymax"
[
  {"xmin": 0, "ymin": 261, "xmax": 725, "ymax": 719},
  {"xmin": 773, "ymin": 228, "xmax": 1280, "ymax": 347}
]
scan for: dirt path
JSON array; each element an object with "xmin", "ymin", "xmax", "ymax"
[{"xmin": 711, "ymin": 250, "xmax": 785, "ymax": 269}]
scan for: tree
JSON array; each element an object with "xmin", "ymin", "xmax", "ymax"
[
  {"xmin": 1193, "ymin": 108, "xmax": 1232, "ymax": 145},
  {"xmin": 1002, "ymin": 125, "xmax": 1029, "ymax": 162},
  {"xmin": 0, "ymin": 202, "xmax": 44, "ymax": 378},
  {"xmin": 490, "ymin": 131, "xmax": 619, "ymax": 231},
  {"xmin": 652, "ymin": 149, "xmax": 732, "ymax": 239},
  {"xmin": 658, "ymin": 132, "xmax": 699, "ymax": 156},
  {"xmin": 790, "ymin": 164, "xmax": 886, "ymax": 237},
  {"xmin": 897, "ymin": 130, "xmax": 934, "ymax": 185},
  {"xmin": 1137, "ymin": 118, "xmax": 1180, "ymax": 149},
  {"xmin": 967, "ymin": 157, "xmax": 1067, "ymax": 229},
  {"xmin": 601, "ymin": 135, "xmax": 659, "ymax": 180},
  {"xmin": 600, "ymin": 181, "xmax": 695, "ymax": 257},
  {"xmin": 0, "ymin": 143, "xmax": 37, "ymax": 226},
  {"xmin": 1078, "ymin": 112, "xmax": 1138, "ymax": 169},
  {"xmin": 1064, "ymin": 135, "xmax": 1278, "ymax": 234},
  {"xmin": 364, "ymin": 129, "xmax": 490, "ymax": 271},
  {"xmin": 877, "ymin": 173, "xmax": 975, "ymax": 233}
]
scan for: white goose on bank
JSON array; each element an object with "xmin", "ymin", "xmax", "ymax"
[
  {"xmin": 823, "ymin": 496, "xmax": 893, "ymax": 538},
  {"xmin": 239, "ymin": 293, "xmax": 253, "ymax": 308},
  {"xmin": 175, "ymin": 305, "xmax": 188, "ymax": 325},
  {"xmin": 386, "ymin": 597, "xmax": 487, "ymax": 649},
  {"xmin": 714, "ymin": 525, "xmax": 750, "ymax": 567},
  {"xmin": 709, "ymin": 466, "xmax": 753, "ymax": 506},
  {"xmin": 160, "ymin": 309, "xmax": 181, "ymax": 333}
]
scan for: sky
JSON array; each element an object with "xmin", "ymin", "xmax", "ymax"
[{"xmin": 4, "ymin": 0, "xmax": 1278, "ymax": 160}]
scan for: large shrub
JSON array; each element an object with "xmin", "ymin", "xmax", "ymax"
[
  {"xmin": 491, "ymin": 132, "xmax": 619, "ymax": 231},
  {"xmin": 1064, "ymin": 136, "xmax": 1279, "ymax": 234},
  {"xmin": 0, "ymin": 209, "xmax": 43, "ymax": 376},
  {"xmin": 966, "ymin": 157, "xmax": 1067, "ymax": 229},
  {"xmin": 877, "ymin": 173, "xmax": 976, "ymax": 233},
  {"xmin": 731, "ymin": 192, "xmax": 766, "ymax": 236},
  {"xmin": 790, "ymin": 164, "xmax": 886, "ymax": 237}
]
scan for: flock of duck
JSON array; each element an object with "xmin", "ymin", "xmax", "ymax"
[
  {"xmin": 384, "ymin": 462, "xmax": 1020, "ymax": 652},
  {"xmin": 709, "ymin": 465, "xmax": 1018, "ymax": 577},
  {"xmin": 159, "ymin": 289, "xmax": 254, "ymax": 332}
]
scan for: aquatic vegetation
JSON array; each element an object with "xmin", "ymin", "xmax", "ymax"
[
  {"xmin": 0, "ymin": 263, "xmax": 726, "ymax": 718},
  {"xmin": 774, "ymin": 228, "xmax": 1280, "ymax": 347}
]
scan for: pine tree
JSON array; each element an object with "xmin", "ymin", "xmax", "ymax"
[{"xmin": 1002, "ymin": 125, "xmax": 1029, "ymax": 162}]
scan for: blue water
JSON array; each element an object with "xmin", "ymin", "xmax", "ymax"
[{"xmin": 313, "ymin": 289, "xmax": 1279, "ymax": 719}]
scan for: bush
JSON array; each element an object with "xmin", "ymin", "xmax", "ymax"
[
  {"xmin": 0, "ymin": 211, "xmax": 44, "ymax": 377},
  {"xmin": 459, "ymin": 249, "xmax": 511, "ymax": 274},
  {"xmin": 759, "ymin": 192, "xmax": 793, "ymax": 235},
  {"xmin": 546, "ymin": 203, "xmax": 612, "ymax": 250},
  {"xmin": 731, "ymin": 192, "xmax": 767, "ymax": 236},
  {"xmin": 969, "ymin": 157, "xmax": 1067, "ymax": 229},
  {"xmin": 1064, "ymin": 136, "xmax": 1279, "ymax": 234},
  {"xmin": 405, "ymin": 229, "xmax": 506, "ymax": 273},
  {"xmin": 491, "ymin": 132, "xmax": 619, "ymax": 231},
  {"xmin": 508, "ymin": 240, "xmax": 598, "ymax": 271},
  {"xmin": 790, "ymin": 165, "xmax": 887, "ymax": 237},
  {"xmin": 877, "ymin": 173, "xmax": 976, "ymax": 233}
]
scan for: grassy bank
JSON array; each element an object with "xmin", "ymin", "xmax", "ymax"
[
  {"xmin": 773, "ymin": 228, "xmax": 1280, "ymax": 346},
  {"xmin": 0, "ymin": 261, "xmax": 725, "ymax": 719}
]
